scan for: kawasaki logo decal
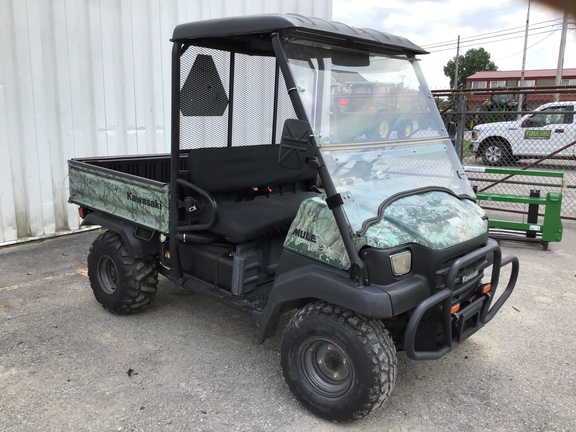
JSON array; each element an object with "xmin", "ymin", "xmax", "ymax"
[
  {"xmin": 524, "ymin": 130, "xmax": 551, "ymax": 139},
  {"xmin": 127, "ymin": 191, "xmax": 162, "ymax": 210}
]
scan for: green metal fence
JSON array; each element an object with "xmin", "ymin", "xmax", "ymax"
[
  {"xmin": 464, "ymin": 166, "xmax": 564, "ymax": 250},
  {"xmin": 433, "ymin": 86, "xmax": 576, "ymax": 221}
]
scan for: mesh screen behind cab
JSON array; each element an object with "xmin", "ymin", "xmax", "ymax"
[{"xmin": 179, "ymin": 45, "xmax": 296, "ymax": 150}]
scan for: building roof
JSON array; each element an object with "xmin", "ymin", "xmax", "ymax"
[{"xmin": 467, "ymin": 68, "xmax": 576, "ymax": 80}]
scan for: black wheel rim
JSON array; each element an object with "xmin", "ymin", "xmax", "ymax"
[
  {"xmin": 97, "ymin": 255, "xmax": 118, "ymax": 295},
  {"xmin": 300, "ymin": 337, "xmax": 353, "ymax": 398}
]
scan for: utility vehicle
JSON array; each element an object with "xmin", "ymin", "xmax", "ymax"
[
  {"xmin": 482, "ymin": 92, "xmax": 521, "ymax": 122},
  {"xmin": 331, "ymin": 80, "xmax": 414, "ymax": 140},
  {"xmin": 68, "ymin": 14, "xmax": 519, "ymax": 422}
]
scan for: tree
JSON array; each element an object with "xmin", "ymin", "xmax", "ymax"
[{"xmin": 443, "ymin": 48, "xmax": 497, "ymax": 90}]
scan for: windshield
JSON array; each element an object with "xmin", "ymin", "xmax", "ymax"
[{"xmin": 282, "ymin": 37, "xmax": 475, "ymax": 233}]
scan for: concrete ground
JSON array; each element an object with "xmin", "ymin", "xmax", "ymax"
[{"xmin": 1, "ymin": 224, "xmax": 575, "ymax": 431}]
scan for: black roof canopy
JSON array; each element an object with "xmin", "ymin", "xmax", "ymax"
[{"xmin": 172, "ymin": 13, "xmax": 427, "ymax": 56}]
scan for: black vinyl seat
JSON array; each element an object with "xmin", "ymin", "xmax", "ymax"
[
  {"xmin": 187, "ymin": 145, "xmax": 317, "ymax": 243},
  {"xmin": 210, "ymin": 192, "xmax": 317, "ymax": 243}
]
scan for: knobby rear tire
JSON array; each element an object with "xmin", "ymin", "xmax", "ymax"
[{"xmin": 87, "ymin": 230, "xmax": 158, "ymax": 314}]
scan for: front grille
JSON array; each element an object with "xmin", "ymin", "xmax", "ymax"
[{"xmin": 435, "ymin": 246, "xmax": 488, "ymax": 303}]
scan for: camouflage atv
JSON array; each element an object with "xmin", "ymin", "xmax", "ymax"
[{"xmin": 68, "ymin": 14, "xmax": 518, "ymax": 422}]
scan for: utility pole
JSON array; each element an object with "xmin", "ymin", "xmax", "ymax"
[
  {"xmin": 453, "ymin": 35, "xmax": 463, "ymax": 161},
  {"xmin": 454, "ymin": 35, "xmax": 460, "ymax": 89},
  {"xmin": 519, "ymin": 0, "xmax": 531, "ymax": 114},
  {"xmin": 554, "ymin": 10, "xmax": 569, "ymax": 101}
]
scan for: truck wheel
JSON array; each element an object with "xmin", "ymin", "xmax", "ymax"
[
  {"xmin": 87, "ymin": 230, "xmax": 158, "ymax": 314},
  {"xmin": 481, "ymin": 140, "xmax": 509, "ymax": 166},
  {"xmin": 280, "ymin": 302, "xmax": 397, "ymax": 422}
]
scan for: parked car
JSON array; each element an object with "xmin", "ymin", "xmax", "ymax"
[{"xmin": 471, "ymin": 101, "xmax": 576, "ymax": 165}]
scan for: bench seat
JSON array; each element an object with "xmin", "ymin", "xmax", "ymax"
[
  {"xmin": 209, "ymin": 192, "xmax": 317, "ymax": 243},
  {"xmin": 187, "ymin": 145, "xmax": 317, "ymax": 243}
]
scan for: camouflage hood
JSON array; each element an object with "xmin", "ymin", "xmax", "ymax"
[
  {"xmin": 284, "ymin": 190, "xmax": 487, "ymax": 270},
  {"xmin": 357, "ymin": 190, "xmax": 487, "ymax": 250}
]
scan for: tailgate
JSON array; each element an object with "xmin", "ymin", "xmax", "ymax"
[{"xmin": 68, "ymin": 160, "xmax": 170, "ymax": 233}]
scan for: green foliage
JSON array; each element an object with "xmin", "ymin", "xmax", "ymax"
[{"xmin": 443, "ymin": 48, "xmax": 497, "ymax": 90}]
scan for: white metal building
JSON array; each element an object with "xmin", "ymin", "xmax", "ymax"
[{"xmin": 0, "ymin": 0, "xmax": 332, "ymax": 245}]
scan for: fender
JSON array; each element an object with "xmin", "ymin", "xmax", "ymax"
[
  {"xmin": 481, "ymin": 136, "xmax": 511, "ymax": 147},
  {"xmin": 255, "ymin": 251, "xmax": 430, "ymax": 343},
  {"xmin": 81, "ymin": 211, "xmax": 160, "ymax": 258}
]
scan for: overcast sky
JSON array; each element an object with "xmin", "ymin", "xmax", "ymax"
[{"xmin": 332, "ymin": 0, "xmax": 575, "ymax": 89}]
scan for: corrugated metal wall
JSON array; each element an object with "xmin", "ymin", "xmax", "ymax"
[{"xmin": 0, "ymin": 0, "xmax": 332, "ymax": 245}]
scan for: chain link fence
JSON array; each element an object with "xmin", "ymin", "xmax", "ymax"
[{"xmin": 433, "ymin": 86, "xmax": 576, "ymax": 221}]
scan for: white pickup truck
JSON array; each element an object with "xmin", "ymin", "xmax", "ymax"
[{"xmin": 471, "ymin": 101, "xmax": 576, "ymax": 165}]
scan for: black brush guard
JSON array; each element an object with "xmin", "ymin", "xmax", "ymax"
[{"xmin": 404, "ymin": 239, "xmax": 519, "ymax": 360}]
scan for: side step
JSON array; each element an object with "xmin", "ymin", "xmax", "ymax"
[{"xmin": 182, "ymin": 275, "xmax": 273, "ymax": 316}]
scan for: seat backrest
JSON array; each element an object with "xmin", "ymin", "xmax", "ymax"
[{"xmin": 187, "ymin": 145, "xmax": 315, "ymax": 194}]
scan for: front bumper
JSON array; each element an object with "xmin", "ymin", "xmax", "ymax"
[
  {"xmin": 470, "ymin": 140, "xmax": 480, "ymax": 153},
  {"xmin": 404, "ymin": 239, "xmax": 519, "ymax": 360}
]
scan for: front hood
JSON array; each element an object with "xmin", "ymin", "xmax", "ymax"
[
  {"xmin": 475, "ymin": 120, "xmax": 517, "ymax": 131},
  {"xmin": 284, "ymin": 191, "xmax": 487, "ymax": 270},
  {"xmin": 359, "ymin": 191, "xmax": 487, "ymax": 250}
]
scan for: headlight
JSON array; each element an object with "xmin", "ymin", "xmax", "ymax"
[
  {"xmin": 390, "ymin": 251, "xmax": 412, "ymax": 276},
  {"xmin": 472, "ymin": 130, "xmax": 478, "ymax": 140}
]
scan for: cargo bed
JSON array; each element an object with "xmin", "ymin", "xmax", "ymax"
[{"xmin": 68, "ymin": 153, "xmax": 186, "ymax": 234}]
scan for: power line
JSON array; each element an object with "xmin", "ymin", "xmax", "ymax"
[
  {"xmin": 385, "ymin": 4, "xmax": 527, "ymax": 33},
  {"xmin": 423, "ymin": 23, "xmax": 562, "ymax": 50},
  {"xmin": 492, "ymin": 29, "xmax": 560, "ymax": 60},
  {"xmin": 423, "ymin": 22, "xmax": 563, "ymax": 49},
  {"xmin": 423, "ymin": 18, "xmax": 563, "ymax": 48},
  {"xmin": 427, "ymin": 27, "xmax": 574, "ymax": 53},
  {"xmin": 422, "ymin": 18, "xmax": 565, "ymax": 49}
]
